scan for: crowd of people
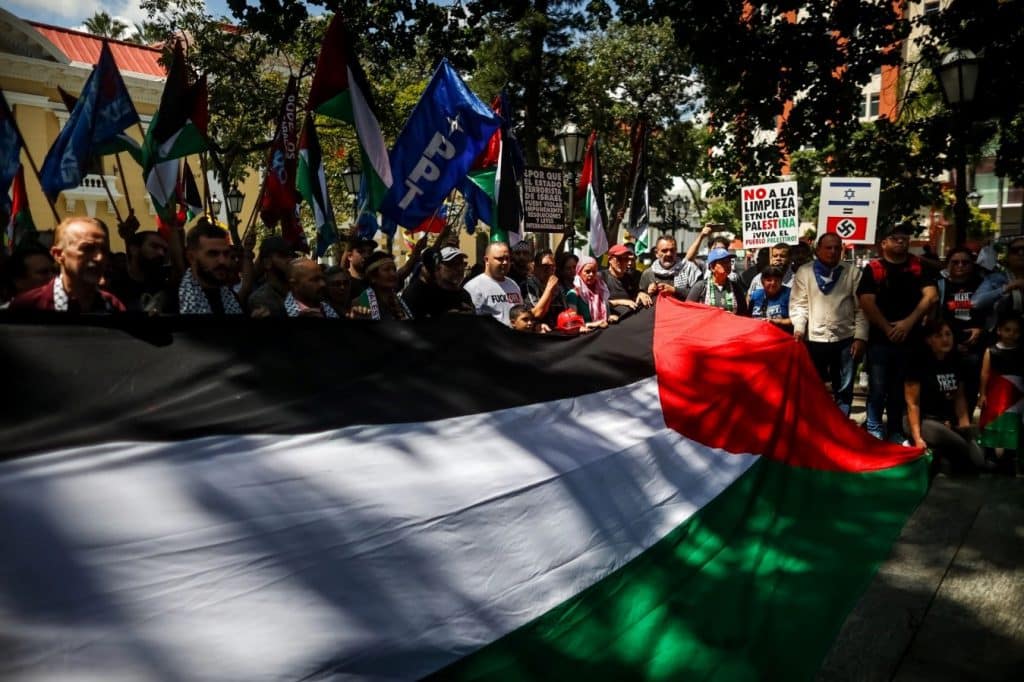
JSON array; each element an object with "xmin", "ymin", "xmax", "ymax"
[{"xmin": 1, "ymin": 213, "xmax": 1021, "ymax": 476}]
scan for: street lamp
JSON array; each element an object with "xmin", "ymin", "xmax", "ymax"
[
  {"xmin": 936, "ymin": 48, "xmax": 980, "ymax": 247},
  {"xmin": 556, "ymin": 122, "xmax": 587, "ymax": 252},
  {"xmin": 225, "ymin": 185, "xmax": 244, "ymax": 244},
  {"xmin": 209, "ymin": 194, "xmax": 222, "ymax": 219},
  {"xmin": 341, "ymin": 162, "xmax": 362, "ymax": 222}
]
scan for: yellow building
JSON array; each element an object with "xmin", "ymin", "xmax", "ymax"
[{"xmin": 0, "ymin": 8, "xmax": 260, "ymax": 252}]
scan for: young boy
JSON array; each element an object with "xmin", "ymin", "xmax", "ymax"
[
  {"xmin": 509, "ymin": 304, "xmax": 540, "ymax": 333},
  {"xmin": 749, "ymin": 266, "xmax": 792, "ymax": 333}
]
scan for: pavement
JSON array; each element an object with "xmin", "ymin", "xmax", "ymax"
[{"xmin": 817, "ymin": 394, "xmax": 1024, "ymax": 681}]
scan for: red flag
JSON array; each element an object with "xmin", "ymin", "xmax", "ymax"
[
  {"xmin": 260, "ymin": 76, "xmax": 306, "ymax": 250},
  {"xmin": 414, "ymin": 205, "xmax": 448, "ymax": 234},
  {"xmin": 471, "ymin": 94, "xmax": 503, "ymax": 171}
]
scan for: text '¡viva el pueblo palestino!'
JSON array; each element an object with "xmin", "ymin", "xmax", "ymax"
[{"xmin": 741, "ymin": 181, "xmax": 799, "ymax": 249}]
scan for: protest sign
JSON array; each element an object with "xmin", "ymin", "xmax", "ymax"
[
  {"xmin": 522, "ymin": 166, "xmax": 565, "ymax": 233},
  {"xmin": 741, "ymin": 181, "xmax": 799, "ymax": 248},
  {"xmin": 817, "ymin": 177, "xmax": 881, "ymax": 245}
]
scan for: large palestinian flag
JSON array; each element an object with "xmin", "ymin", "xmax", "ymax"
[{"xmin": 0, "ymin": 299, "xmax": 926, "ymax": 680}]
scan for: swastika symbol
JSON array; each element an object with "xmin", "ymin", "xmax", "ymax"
[{"xmin": 836, "ymin": 218, "xmax": 857, "ymax": 238}]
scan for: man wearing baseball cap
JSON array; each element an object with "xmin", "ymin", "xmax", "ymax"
[
  {"xmin": 856, "ymin": 221, "xmax": 938, "ymax": 441},
  {"xmin": 685, "ymin": 247, "xmax": 748, "ymax": 315},
  {"xmin": 403, "ymin": 245, "xmax": 474, "ymax": 319},
  {"xmin": 602, "ymin": 244, "xmax": 652, "ymax": 316}
]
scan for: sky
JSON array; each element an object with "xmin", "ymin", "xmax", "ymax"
[{"xmin": 6, "ymin": 0, "xmax": 237, "ymax": 31}]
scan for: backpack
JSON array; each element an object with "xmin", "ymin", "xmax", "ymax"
[{"xmin": 867, "ymin": 254, "xmax": 922, "ymax": 289}]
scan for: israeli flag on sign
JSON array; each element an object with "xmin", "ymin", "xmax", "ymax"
[{"xmin": 379, "ymin": 59, "xmax": 500, "ymax": 229}]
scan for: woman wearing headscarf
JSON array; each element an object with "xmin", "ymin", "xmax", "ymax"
[{"xmin": 565, "ymin": 255, "xmax": 617, "ymax": 329}]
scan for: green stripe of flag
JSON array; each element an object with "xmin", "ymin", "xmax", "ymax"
[{"xmin": 431, "ymin": 456, "xmax": 928, "ymax": 681}]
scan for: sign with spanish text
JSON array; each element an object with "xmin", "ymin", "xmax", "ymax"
[
  {"xmin": 816, "ymin": 177, "xmax": 880, "ymax": 245},
  {"xmin": 522, "ymin": 166, "xmax": 566, "ymax": 233},
  {"xmin": 741, "ymin": 181, "xmax": 799, "ymax": 248}
]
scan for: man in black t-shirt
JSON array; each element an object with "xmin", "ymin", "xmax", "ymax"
[
  {"xmin": 106, "ymin": 230, "xmax": 171, "ymax": 313},
  {"xmin": 402, "ymin": 246, "xmax": 474, "ymax": 319},
  {"xmin": 856, "ymin": 223, "xmax": 938, "ymax": 441},
  {"xmin": 601, "ymin": 244, "xmax": 652, "ymax": 317}
]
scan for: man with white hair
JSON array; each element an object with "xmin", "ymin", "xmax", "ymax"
[{"xmin": 11, "ymin": 216, "xmax": 125, "ymax": 313}]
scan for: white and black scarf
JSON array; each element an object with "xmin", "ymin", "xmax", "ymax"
[
  {"xmin": 53, "ymin": 276, "xmax": 119, "ymax": 313},
  {"xmin": 363, "ymin": 288, "xmax": 413, "ymax": 321},
  {"xmin": 284, "ymin": 292, "xmax": 340, "ymax": 318},
  {"xmin": 178, "ymin": 269, "xmax": 243, "ymax": 315}
]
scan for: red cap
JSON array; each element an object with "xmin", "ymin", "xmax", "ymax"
[{"xmin": 608, "ymin": 244, "xmax": 630, "ymax": 257}]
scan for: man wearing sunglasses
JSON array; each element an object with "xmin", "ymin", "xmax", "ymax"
[
  {"xmin": 856, "ymin": 223, "xmax": 939, "ymax": 442},
  {"xmin": 972, "ymin": 237, "xmax": 1024, "ymax": 329}
]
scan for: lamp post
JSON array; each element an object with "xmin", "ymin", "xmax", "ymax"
[
  {"xmin": 340, "ymin": 162, "xmax": 364, "ymax": 250},
  {"xmin": 556, "ymin": 122, "xmax": 587, "ymax": 253},
  {"xmin": 936, "ymin": 48, "xmax": 980, "ymax": 247},
  {"xmin": 225, "ymin": 185, "xmax": 244, "ymax": 244},
  {"xmin": 209, "ymin": 194, "xmax": 222, "ymax": 221},
  {"xmin": 663, "ymin": 196, "xmax": 691, "ymax": 246}
]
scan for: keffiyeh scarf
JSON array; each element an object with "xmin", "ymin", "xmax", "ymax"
[
  {"xmin": 704, "ymin": 279, "xmax": 736, "ymax": 313},
  {"xmin": 53, "ymin": 276, "xmax": 119, "ymax": 313},
  {"xmin": 284, "ymin": 292, "xmax": 339, "ymax": 318},
  {"xmin": 178, "ymin": 269, "xmax": 243, "ymax": 315}
]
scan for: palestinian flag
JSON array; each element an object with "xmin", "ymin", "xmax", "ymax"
[
  {"xmin": 307, "ymin": 14, "xmax": 391, "ymax": 212},
  {"xmin": 0, "ymin": 90, "xmax": 24, "ymax": 206},
  {"xmin": 0, "ymin": 300, "xmax": 926, "ymax": 680},
  {"xmin": 576, "ymin": 131, "xmax": 609, "ymax": 257},
  {"xmin": 297, "ymin": 112, "xmax": 337, "ymax": 257},
  {"xmin": 180, "ymin": 160, "xmax": 204, "ymax": 221},
  {"xmin": 978, "ymin": 373, "xmax": 1023, "ymax": 449},
  {"xmin": 627, "ymin": 119, "xmax": 650, "ymax": 254},
  {"xmin": 4, "ymin": 165, "xmax": 35, "ymax": 251},
  {"xmin": 461, "ymin": 91, "xmax": 523, "ymax": 242},
  {"xmin": 142, "ymin": 40, "xmax": 208, "ymax": 218}
]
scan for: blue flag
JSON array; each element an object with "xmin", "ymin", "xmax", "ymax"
[
  {"xmin": 0, "ymin": 91, "xmax": 24, "ymax": 214},
  {"xmin": 378, "ymin": 59, "xmax": 500, "ymax": 228},
  {"xmin": 40, "ymin": 42, "xmax": 140, "ymax": 199}
]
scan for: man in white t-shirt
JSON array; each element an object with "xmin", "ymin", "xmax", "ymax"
[{"xmin": 463, "ymin": 241, "xmax": 524, "ymax": 325}]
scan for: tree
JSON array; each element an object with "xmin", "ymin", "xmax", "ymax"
[
  {"xmin": 129, "ymin": 21, "xmax": 166, "ymax": 45},
  {"xmin": 915, "ymin": 0, "xmax": 1024, "ymax": 185},
  {"xmin": 569, "ymin": 18, "xmax": 699, "ymax": 243},
  {"xmin": 83, "ymin": 11, "xmax": 130, "ymax": 40},
  {"xmin": 639, "ymin": 1, "xmax": 908, "ymax": 197},
  {"xmin": 138, "ymin": 0, "xmax": 323, "ymax": 234}
]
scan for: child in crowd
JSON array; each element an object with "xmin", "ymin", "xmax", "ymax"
[
  {"xmin": 978, "ymin": 313, "xmax": 1023, "ymax": 474},
  {"xmin": 509, "ymin": 304, "xmax": 540, "ymax": 333},
  {"xmin": 748, "ymin": 266, "xmax": 792, "ymax": 333}
]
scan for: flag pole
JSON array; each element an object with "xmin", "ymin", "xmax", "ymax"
[
  {"xmin": 114, "ymin": 152, "xmax": 134, "ymax": 215},
  {"xmin": 199, "ymin": 152, "xmax": 212, "ymax": 215},
  {"xmin": 94, "ymin": 158, "xmax": 125, "ymax": 224},
  {"xmin": 6, "ymin": 115, "xmax": 61, "ymax": 225}
]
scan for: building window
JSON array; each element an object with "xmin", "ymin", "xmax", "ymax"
[{"xmin": 865, "ymin": 93, "xmax": 880, "ymax": 118}]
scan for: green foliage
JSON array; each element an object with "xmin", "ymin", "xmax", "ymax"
[
  {"xmin": 703, "ymin": 197, "xmax": 741, "ymax": 233},
  {"xmin": 83, "ymin": 11, "xmax": 130, "ymax": 40},
  {"xmin": 916, "ymin": 0, "xmax": 1024, "ymax": 185}
]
